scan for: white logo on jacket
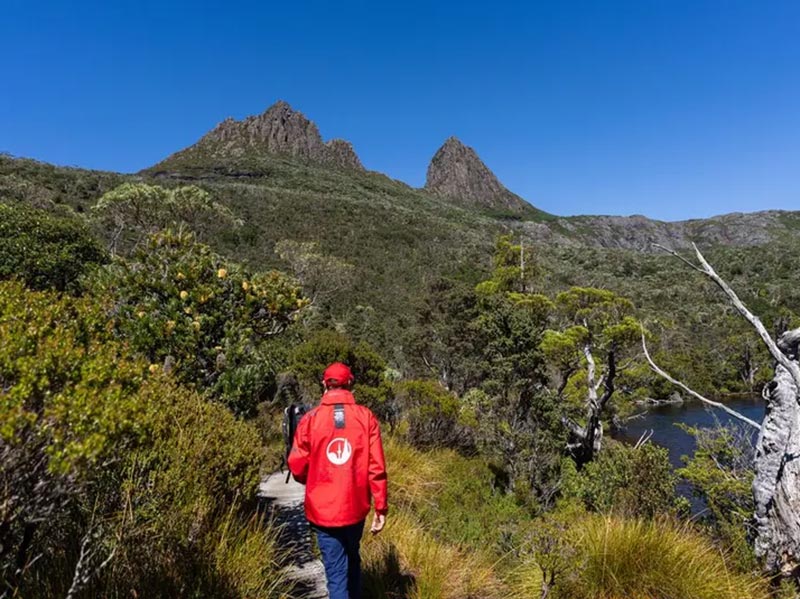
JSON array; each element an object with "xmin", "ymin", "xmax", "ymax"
[{"xmin": 326, "ymin": 438, "xmax": 352, "ymax": 465}]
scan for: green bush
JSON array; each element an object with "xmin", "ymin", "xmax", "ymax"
[
  {"xmin": 678, "ymin": 424, "xmax": 757, "ymax": 570},
  {"xmin": 100, "ymin": 381, "xmax": 277, "ymax": 598},
  {"xmin": 396, "ymin": 380, "xmax": 469, "ymax": 451},
  {"xmin": 288, "ymin": 329, "xmax": 395, "ymax": 421},
  {"xmin": 91, "ymin": 182, "xmax": 241, "ymax": 254},
  {"xmin": 0, "ymin": 280, "xmax": 284, "ymax": 598},
  {"xmin": 562, "ymin": 439, "xmax": 680, "ymax": 518},
  {"xmin": 0, "ymin": 201, "xmax": 106, "ymax": 291}
]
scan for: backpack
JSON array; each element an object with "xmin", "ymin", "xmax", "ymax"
[{"xmin": 281, "ymin": 403, "xmax": 310, "ymax": 483}]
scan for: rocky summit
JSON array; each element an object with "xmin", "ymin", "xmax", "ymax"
[
  {"xmin": 153, "ymin": 101, "xmax": 364, "ymax": 171},
  {"xmin": 425, "ymin": 137, "xmax": 531, "ymax": 213},
  {"xmin": 124, "ymin": 100, "xmax": 800, "ymax": 250}
]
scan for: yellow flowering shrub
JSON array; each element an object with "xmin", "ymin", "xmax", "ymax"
[{"xmin": 91, "ymin": 230, "xmax": 309, "ymax": 414}]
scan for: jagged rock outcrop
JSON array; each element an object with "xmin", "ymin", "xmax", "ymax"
[
  {"xmin": 152, "ymin": 101, "xmax": 364, "ymax": 171},
  {"xmin": 324, "ymin": 139, "xmax": 363, "ymax": 171},
  {"xmin": 137, "ymin": 108, "xmax": 800, "ymax": 250},
  {"xmin": 424, "ymin": 137, "xmax": 531, "ymax": 212}
]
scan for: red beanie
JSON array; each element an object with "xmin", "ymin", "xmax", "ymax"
[{"xmin": 322, "ymin": 362, "xmax": 354, "ymax": 386}]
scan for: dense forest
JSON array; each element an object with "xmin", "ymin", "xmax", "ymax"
[{"xmin": 2, "ymin": 146, "xmax": 800, "ymax": 599}]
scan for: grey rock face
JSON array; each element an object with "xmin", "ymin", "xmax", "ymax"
[
  {"xmin": 324, "ymin": 138, "xmax": 364, "ymax": 171},
  {"xmin": 549, "ymin": 210, "xmax": 794, "ymax": 250},
  {"xmin": 425, "ymin": 137, "xmax": 530, "ymax": 212},
  {"xmin": 169, "ymin": 101, "xmax": 364, "ymax": 171}
]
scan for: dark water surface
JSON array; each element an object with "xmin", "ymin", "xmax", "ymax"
[{"xmin": 613, "ymin": 395, "xmax": 765, "ymax": 469}]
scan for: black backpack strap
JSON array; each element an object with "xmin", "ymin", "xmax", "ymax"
[
  {"xmin": 283, "ymin": 404, "xmax": 309, "ymax": 484},
  {"xmin": 333, "ymin": 404, "xmax": 346, "ymax": 429}
]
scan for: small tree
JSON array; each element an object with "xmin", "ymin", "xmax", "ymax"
[
  {"xmin": 516, "ymin": 510, "xmax": 583, "ymax": 599},
  {"xmin": 462, "ymin": 237, "xmax": 562, "ymax": 502},
  {"xmin": 407, "ymin": 277, "xmax": 480, "ymax": 394},
  {"xmin": 275, "ymin": 240, "xmax": 355, "ymax": 308},
  {"xmin": 678, "ymin": 424, "xmax": 757, "ymax": 570},
  {"xmin": 91, "ymin": 183, "xmax": 241, "ymax": 255},
  {"xmin": 541, "ymin": 287, "xmax": 640, "ymax": 467},
  {"xmin": 475, "ymin": 234, "xmax": 539, "ymax": 297},
  {"xmin": 287, "ymin": 330, "xmax": 397, "ymax": 426},
  {"xmin": 396, "ymin": 380, "xmax": 469, "ymax": 451}
]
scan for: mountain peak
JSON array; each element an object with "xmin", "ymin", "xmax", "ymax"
[
  {"xmin": 424, "ymin": 137, "xmax": 530, "ymax": 212},
  {"xmin": 150, "ymin": 101, "xmax": 364, "ymax": 172},
  {"xmin": 267, "ymin": 99, "xmax": 293, "ymax": 112},
  {"xmin": 441, "ymin": 135, "xmax": 466, "ymax": 148}
]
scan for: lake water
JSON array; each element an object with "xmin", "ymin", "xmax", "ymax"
[
  {"xmin": 613, "ymin": 395, "xmax": 764, "ymax": 468},
  {"xmin": 612, "ymin": 396, "xmax": 765, "ymax": 510}
]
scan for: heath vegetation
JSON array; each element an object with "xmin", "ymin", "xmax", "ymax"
[{"xmin": 3, "ymin": 150, "xmax": 800, "ymax": 598}]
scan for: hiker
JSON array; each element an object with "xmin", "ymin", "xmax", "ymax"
[{"xmin": 288, "ymin": 362, "xmax": 388, "ymax": 599}]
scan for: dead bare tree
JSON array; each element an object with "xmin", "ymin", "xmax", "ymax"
[
  {"xmin": 65, "ymin": 520, "xmax": 117, "ymax": 599},
  {"xmin": 646, "ymin": 243, "xmax": 800, "ymax": 578},
  {"xmin": 563, "ymin": 343, "xmax": 617, "ymax": 467}
]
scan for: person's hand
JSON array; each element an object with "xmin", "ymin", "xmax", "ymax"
[{"xmin": 370, "ymin": 512, "xmax": 386, "ymax": 535}]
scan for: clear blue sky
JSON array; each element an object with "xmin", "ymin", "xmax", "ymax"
[{"xmin": 2, "ymin": 0, "xmax": 799, "ymax": 220}]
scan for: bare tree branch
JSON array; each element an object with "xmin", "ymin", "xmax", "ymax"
[
  {"xmin": 65, "ymin": 525, "xmax": 116, "ymax": 599},
  {"xmin": 651, "ymin": 243, "xmax": 704, "ymax": 274},
  {"xmin": 583, "ymin": 344, "xmax": 598, "ymax": 410},
  {"xmin": 653, "ymin": 242, "xmax": 800, "ymax": 389},
  {"xmin": 641, "ymin": 331, "xmax": 760, "ymax": 429},
  {"xmin": 690, "ymin": 243, "xmax": 800, "ymax": 389},
  {"xmin": 633, "ymin": 429, "xmax": 654, "ymax": 449}
]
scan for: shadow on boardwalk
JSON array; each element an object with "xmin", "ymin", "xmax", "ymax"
[
  {"xmin": 258, "ymin": 472, "xmax": 417, "ymax": 598},
  {"xmin": 258, "ymin": 472, "xmax": 327, "ymax": 599}
]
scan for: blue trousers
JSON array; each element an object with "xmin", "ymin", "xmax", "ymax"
[{"xmin": 312, "ymin": 520, "xmax": 365, "ymax": 599}]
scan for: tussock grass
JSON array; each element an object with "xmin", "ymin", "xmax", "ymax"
[
  {"xmin": 361, "ymin": 438, "xmax": 514, "ymax": 598},
  {"xmin": 371, "ymin": 440, "xmax": 771, "ymax": 599},
  {"xmin": 211, "ymin": 510, "xmax": 289, "ymax": 598},
  {"xmin": 361, "ymin": 511, "xmax": 507, "ymax": 599},
  {"xmin": 505, "ymin": 560, "xmax": 546, "ymax": 597},
  {"xmin": 561, "ymin": 515, "xmax": 770, "ymax": 599},
  {"xmin": 382, "ymin": 436, "xmax": 450, "ymax": 508}
]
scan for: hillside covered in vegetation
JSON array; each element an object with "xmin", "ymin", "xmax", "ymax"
[{"xmin": 2, "ymin": 101, "xmax": 800, "ymax": 598}]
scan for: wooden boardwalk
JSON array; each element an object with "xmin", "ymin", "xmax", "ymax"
[{"xmin": 259, "ymin": 472, "xmax": 328, "ymax": 598}]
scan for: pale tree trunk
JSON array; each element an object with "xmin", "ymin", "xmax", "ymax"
[
  {"xmin": 740, "ymin": 343, "xmax": 759, "ymax": 390},
  {"xmin": 648, "ymin": 243, "xmax": 800, "ymax": 578},
  {"xmin": 563, "ymin": 345, "xmax": 616, "ymax": 467},
  {"xmin": 753, "ymin": 330, "xmax": 800, "ymax": 576}
]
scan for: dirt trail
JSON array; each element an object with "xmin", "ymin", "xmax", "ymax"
[{"xmin": 259, "ymin": 472, "xmax": 327, "ymax": 598}]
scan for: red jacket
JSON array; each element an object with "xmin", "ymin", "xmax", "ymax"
[{"xmin": 288, "ymin": 388, "xmax": 388, "ymax": 527}]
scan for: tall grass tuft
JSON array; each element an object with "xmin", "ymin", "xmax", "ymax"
[
  {"xmin": 361, "ymin": 511, "xmax": 507, "ymax": 599},
  {"xmin": 210, "ymin": 509, "xmax": 290, "ymax": 598},
  {"xmin": 560, "ymin": 515, "xmax": 769, "ymax": 599},
  {"xmin": 382, "ymin": 436, "xmax": 449, "ymax": 509}
]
